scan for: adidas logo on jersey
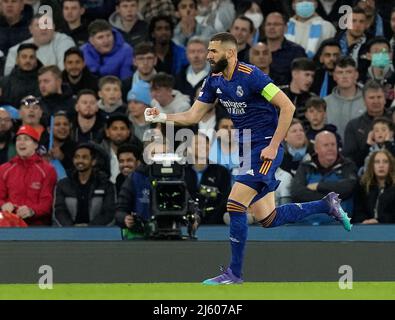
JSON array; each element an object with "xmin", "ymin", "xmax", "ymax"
[{"xmin": 216, "ymin": 88, "xmax": 222, "ymax": 94}]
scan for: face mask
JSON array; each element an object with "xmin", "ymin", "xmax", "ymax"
[
  {"xmin": 371, "ymin": 52, "xmax": 391, "ymax": 69},
  {"xmin": 245, "ymin": 13, "xmax": 264, "ymax": 29},
  {"xmin": 295, "ymin": 1, "xmax": 315, "ymax": 19}
]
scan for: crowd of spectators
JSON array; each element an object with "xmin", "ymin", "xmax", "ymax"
[{"xmin": 0, "ymin": 0, "xmax": 395, "ymax": 230}]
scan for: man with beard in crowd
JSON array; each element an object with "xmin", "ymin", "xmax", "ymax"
[
  {"xmin": 71, "ymin": 89, "xmax": 104, "ymax": 144},
  {"xmin": 62, "ymin": 47, "xmax": 98, "ymax": 97},
  {"xmin": 100, "ymin": 113, "xmax": 141, "ymax": 183},
  {"xmin": 0, "ymin": 43, "xmax": 41, "ymax": 107},
  {"xmin": 115, "ymin": 143, "xmax": 141, "ymax": 193}
]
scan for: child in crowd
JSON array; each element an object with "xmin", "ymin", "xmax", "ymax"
[
  {"xmin": 360, "ymin": 117, "xmax": 395, "ymax": 175},
  {"xmin": 97, "ymin": 76, "xmax": 127, "ymax": 120},
  {"xmin": 304, "ymin": 96, "xmax": 342, "ymax": 147}
]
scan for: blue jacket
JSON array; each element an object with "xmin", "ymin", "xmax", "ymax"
[
  {"xmin": 81, "ymin": 28, "xmax": 133, "ymax": 80},
  {"xmin": 291, "ymin": 155, "xmax": 358, "ymax": 215},
  {"xmin": 115, "ymin": 166, "xmax": 151, "ymax": 227},
  {"xmin": 170, "ymin": 41, "xmax": 188, "ymax": 76}
]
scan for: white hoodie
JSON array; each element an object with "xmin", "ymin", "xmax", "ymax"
[{"xmin": 152, "ymin": 90, "xmax": 191, "ymax": 114}]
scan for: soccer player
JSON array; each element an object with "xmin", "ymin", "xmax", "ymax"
[{"xmin": 144, "ymin": 32, "xmax": 352, "ymax": 285}]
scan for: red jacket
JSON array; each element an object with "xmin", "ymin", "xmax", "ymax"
[{"xmin": 0, "ymin": 154, "xmax": 57, "ymax": 226}]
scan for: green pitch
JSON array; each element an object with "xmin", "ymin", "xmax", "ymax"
[{"xmin": 0, "ymin": 282, "xmax": 395, "ymax": 300}]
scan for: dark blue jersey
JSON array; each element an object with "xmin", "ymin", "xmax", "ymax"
[{"xmin": 198, "ymin": 62, "xmax": 281, "ymax": 147}]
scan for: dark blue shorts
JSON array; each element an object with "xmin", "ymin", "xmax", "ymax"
[{"xmin": 235, "ymin": 145, "xmax": 284, "ymax": 205}]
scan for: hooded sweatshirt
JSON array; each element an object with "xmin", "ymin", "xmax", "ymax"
[
  {"xmin": 153, "ymin": 90, "xmax": 191, "ymax": 114},
  {"xmin": 324, "ymin": 86, "xmax": 366, "ymax": 141},
  {"xmin": 108, "ymin": 11, "xmax": 148, "ymax": 48},
  {"xmin": 81, "ymin": 28, "xmax": 134, "ymax": 80}
]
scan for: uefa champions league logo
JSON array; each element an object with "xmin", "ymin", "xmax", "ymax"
[{"xmin": 236, "ymin": 86, "xmax": 244, "ymax": 97}]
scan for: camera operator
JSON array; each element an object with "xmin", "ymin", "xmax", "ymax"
[
  {"xmin": 185, "ymin": 132, "xmax": 231, "ymax": 224},
  {"xmin": 114, "ymin": 139, "xmax": 167, "ymax": 234}
]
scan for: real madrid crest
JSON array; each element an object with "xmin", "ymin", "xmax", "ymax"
[{"xmin": 236, "ymin": 86, "xmax": 244, "ymax": 97}]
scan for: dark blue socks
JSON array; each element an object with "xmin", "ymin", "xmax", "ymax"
[
  {"xmin": 259, "ymin": 199, "xmax": 330, "ymax": 227},
  {"xmin": 227, "ymin": 200, "xmax": 248, "ymax": 278}
]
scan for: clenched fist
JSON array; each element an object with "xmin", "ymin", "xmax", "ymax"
[{"xmin": 144, "ymin": 108, "xmax": 167, "ymax": 123}]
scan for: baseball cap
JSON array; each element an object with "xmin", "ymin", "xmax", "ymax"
[
  {"xmin": 16, "ymin": 125, "xmax": 41, "ymax": 142},
  {"xmin": 0, "ymin": 105, "xmax": 20, "ymax": 120},
  {"xmin": 127, "ymin": 80, "xmax": 152, "ymax": 107},
  {"xmin": 20, "ymin": 95, "xmax": 41, "ymax": 108}
]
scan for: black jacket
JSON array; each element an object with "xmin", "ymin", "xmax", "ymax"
[
  {"xmin": 0, "ymin": 5, "xmax": 32, "ymax": 56},
  {"xmin": 59, "ymin": 23, "xmax": 89, "ymax": 47},
  {"xmin": 53, "ymin": 170, "xmax": 116, "ymax": 226},
  {"xmin": 310, "ymin": 67, "xmax": 336, "ymax": 97},
  {"xmin": 0, "ymin": 63, "xmax": 42, "ymax": 107},
  {"xmin": 175, "ymin": 65, "xmax": 207, "ymax": 104},
  {"xmin": 62, "ymin": 67, "xmax": 98, "ymax": 97},
  {"xmin": 115, "ymin": 20, "xmax": 149, "ymax": 48},
  {"xmin": 71, "ymin": 116, "xmax": 105, "ymax": 144},
  {"xmin": 184, "ymin": 164, "xmax": 231, "ymax": 225},
  {"xmin": 343, "ymin": 111, "xmax": 392, "ymax": 168},
  {"xmin": 280, "ymin": 85, "xmax": 316, "ymax": 128},
  {"xmin": 40, "ymin": 85, "xmax": 77, "ymax": 123},
  {"xmin": 353, "ymin": 183, "xmax": 395, "ymax": 223}
]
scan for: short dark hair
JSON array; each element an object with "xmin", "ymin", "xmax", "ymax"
[
  {"xmin": 76, "ymin": 89, "xmax": 97, "ymax": 101},
  {"xmin": 106, "ymin": 113, "xmax": 130, "ymax": 129},
  {"xmin": 264, "ymin": 11, "xmax": 288, "ymax": 25},
  {"xmin": 306, "ymin": 97, "xmax": 327, "ymax": 112},
  {"xmin": 291, "ymin": 57, "xmax": 316, "ymax": 72},
  {"xmin": 63, "ymin": 47, "xmax": 84, "ymax": 62},
  {"xmin": 38, "ymin": 65, "xmax": 62, "ymax": 79},
  {"xmin": 151, "ymin": 72, "xmax": 174, "ymax": 89},
  {"xmin": 117, "ymin": 143, "xmax": 141, "ymax": 161},
  {"xmin": 149, "ymin": 15, "xmax": 174, "ymax": 39},
  {"xmin": 366, "ymin": 36, "xmax": 391, "ymax": 52},
  {"xmin": 53, "ymin": 110, "xmax": 72, "ymax": 126},
  {"xmin": 116, "ymin": 0, "xmax": 139, "ymax": 5},
  {"xmin": 232, "ymin": 15, "xmax": 254, "ymax": 33},
  {"xmin": 17, "ymin": 43, "xmax": 38, "ymax": 54},
  {"xmin": 175, "ymin": 0, "xmax": 197, "ymax": 10},
  {"xmin": 53, "ymin": 110, "xmax": 70, "ymax": 120},
  {"xmin": 363, "ymin": 79, "xmax": 385, "ymax": 97},
  {"xmin": 74, "ymin": 142, "xmax": 97, "ymax": 159},
  {"xmin": 352, "ymin": 6, "xmax": 367, "ymax": 16},
  {"xmin": 372, "ymin": 116, "xmax": 394, "ymax": 131},
  {"xmin": 334, "ymin": 56, "xmax": 357, "ymax": 69},
  {"xmin": 210, "ymin": 32, "xmax": 238, "ymax": 47},
  {"xmin": 313, "ymin": 38, "xmax": 341, "ymax": 62},
  {"xmin": 134, "ymin": 41, "xmax": 155, "ymax": 56},
  {"xmin": 88, "ymin": 19, "xmax": 112, "ymax": 37},
  {"xmin": 61, "ymin": 0, "xmax": 84, "ymax": 7},
  {"xmin": 98, "ymin": 75, "xmax": 122, "ymax": 90}
]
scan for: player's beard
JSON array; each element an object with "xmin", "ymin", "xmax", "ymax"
[{"xmin": 211, "ymin": 57, "xmax": 228, "ymax": 73}]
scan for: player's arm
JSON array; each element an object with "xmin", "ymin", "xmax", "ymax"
[
  {"xmin": 145, "ymin": 100, "xmax": 213, "ymax": 126},
  {"xmin": 264, "ymin": 85, "xmax": 296, "ymax": 149},
  {"xmin": 270, "ymin": 90, "xmax": 296, "ymax": 148}
]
